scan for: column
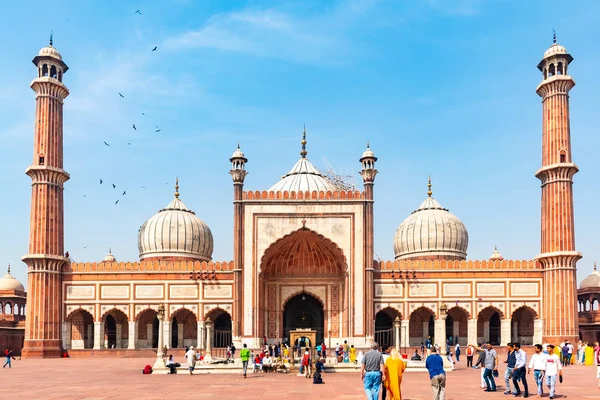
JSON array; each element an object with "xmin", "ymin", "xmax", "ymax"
[
  {"xmin": 146, "ymin": 324, "xmax": 153, "ymax": 348},
  {"xmin": 163, "ymin": 320, "xmax": 171, "ymax": 349},
  {"xmin": 533, "ymin": 319, "xmax": 543, "ymax": 345},
  {"xmin": 434, "ymin": 319, "xmax": 445, "ymax": 354},
  {"xmin": 128, "ymin": 321, "xmax": 137, "ymax": 349},
  {"xmin": 393, "ymin": 317, "xmax": 401, "ymax": 351},
  {"xmin": 177, "ymin": 323, "xmax": 184, "ymax": 348},
  {"xmin": 93, "ymin": 321, "xmax": 103, "ymax": 350},
  {"xmin": 467, "ymin": 319, "xmax": 478, "ymax": 346},
  {"xmin": 153, "ymin": 317, "xmax": 165, "ymax": 369},
  {"xmin": 62, "ymin": 322, "xmax": 72, "ymax": 350},
  {"xmin": 422, "ymin": 321, "xmax": 429, "ymax": 345},
  {"xmin": 512, "ymin": 321, "xmax": 518, "ymax": 343},
  {"xmin": 400, "ymin": 320, "xmax": 409, "ymax": 349},
  {"xmin": 205, "ymin": 318, "xmax": 213, "ymax": 361},
  {"xmin": 500, "ymin": 319, "xmax": 511, "ymax": 346},
  {"xmin": 483, "ymin": 321, "xmax": 490, "ymax": 343},
  {"xmin": 115, "ymin": 324, "xmax": 122, "ymax": 348},
  {"xmin": 197, "ymin": 321, "xmax": 205, "ymax": 349},
  {"xmin": 453, "ymin": 321, "xmax": 459, "ymax": 344}
]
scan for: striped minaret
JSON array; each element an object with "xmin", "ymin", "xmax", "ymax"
[
  {"xmin": 21, "ymin": 36, "xmax": 70, "ymax": 358},
  {"xmin": 535, "ymin": 35, "xmax": 582, "ymax": 344}
]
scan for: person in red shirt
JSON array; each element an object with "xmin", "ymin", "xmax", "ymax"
[
  {"xmin": 2, "ymin": 347, "xmax": 13, "ymax": 368},
  {"xmin": 322, "ymin": 343, "xmax": 327, "ymax": 358}
]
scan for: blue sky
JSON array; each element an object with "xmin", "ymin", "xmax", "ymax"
[{"xmin": 1, "ymin": 0, "xmax": 599, "ymax": 287}]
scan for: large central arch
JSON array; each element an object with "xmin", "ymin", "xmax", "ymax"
[{"xmin": 259, "ymin": 228, "xmax": 347, "ymax": 342}]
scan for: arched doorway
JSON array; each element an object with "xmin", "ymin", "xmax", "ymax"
[
  {"xmin": 445, "ymin": 315, "xmax": 453, "ymax": 345},
  {"xmin": 136, "ymin": 309, "xmax": 159, "ymax": 348},
  {"xmin": 105, "ymin": 315, "xmax": 117, "ymax": 348},
  {"xmin": 213, "ymin": 311, "xmax": 232, "ymax": 350},
  {"xmin": 171, "ymin": 308, "xmax": 198, "ymax": 349},
  {"xmin": 171, "ymin": 317, "xmax": 179, "ymax": 348},
  {"xmin": 283, "ymin": 293, "xmax": 324, "ymax": 344},
  {"xmin": 102, "ymin": 309, "xmax": 128, "ymax": 349},
  {"xmin": 447, "ymin": 307, "xmax": 469, "ymax": 346},
  {"xmin": 409, "ymin": 307, "xmax": 435, "ymax": 346},
  {"xmin": 375, "ymin": 307, "xmax": 400, "ymax": 348},
  {"xmin": 478, "ymin": 307, "xmax": 502, "ymax": 345},
  {"xmin": 67, "ymin": 309, "xmax": 94, "ymax": 349},
  {"xmin": 511, "ymin": 306, "xmax": 536, "ymax": 345}
]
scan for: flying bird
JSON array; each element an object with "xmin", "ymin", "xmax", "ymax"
[
  {"xmin": 152, "ymin": 46, "xmax": 157, "ymax": 51},
  {"xmin": 103, "ymin": 141, "xmax": 110, "ymax": 147},
  {"xmin": 112, "ymin": 184, "xmax": 116, "ymax": 189},
  {"xmin": 155, "ymin": 128, "xmax": 161, "ymax": 133},
  {"xmin": 135, "ymin": 10, "xmax": 142, "ymax": 14},
  {"xmin": 164, "ymin": 182, "xmax": 169, "ymax": 185},
  {"xmin": 82, "ymin": 245, "xmax": 88, "ymax": 249},
  {"xmin": 115, "ymin": 200, "xmax": 120, "ymax": 204},
  {"xmin": 122, "ymin": 191, "xmax": 126, "ymax": 196},
  {"xmin": 83, "ymin": 194, "xmax": 87, "ymax": 198},
  {"xmin": 142, "ymin": 112, "xmax": 146, "ymax": 115},
  {"xmin": 128, "ymin": 142, "xmax": 131, "ymax": 145},
  {"xmin": 141, "ymin": 186, "xmax": 146, "ymax": 189},
  {"xmin": 132, "ymin": 124, "xmax": 137, "ymax": 131},
  {"xmin": 118, "ymin": 92, "xmax": 125, "ymax": 98},
  {"xmin": 100, "ymin": 179, "xmax": 103, "ymax": 184}
]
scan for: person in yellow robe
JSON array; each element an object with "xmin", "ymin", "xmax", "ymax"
[
  {"xmin": 349, "ymin": 345, "xmax": 357, "ymax": 363},
  {"xmin": 585, "ymin": 344, "xmax": 594, "ymax": 366},
  {"xmin": 384, "ymin": 348, "xmax": 407, "ymax": 400}
]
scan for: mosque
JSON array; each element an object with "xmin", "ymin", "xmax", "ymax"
[{"xmin": 16, "ymin": 37, "xmax": 600, "ymax": 358}]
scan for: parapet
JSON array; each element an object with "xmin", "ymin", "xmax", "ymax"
[
  {"xmin": 374, "ymin": 259, "xmax": 539, "ymax": 271},
  {"xmin": 242, "ymin": 190, "xmax": 365, "ymax": 200},
  {"xmin": 64, "ymin": 260, "xmax": 234, "ymax": 273}
]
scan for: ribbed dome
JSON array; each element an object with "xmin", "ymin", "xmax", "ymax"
[
  {"xmin": 580, "ymin": 263, "xmax": 600, "ymax": 289},
  {"xmin": 394, "ymin": 185, "xmax": 468, "ymax": 260},
  {"xmin": 269, "ymin": 158, "xmax": 337, "ymax": 193},
  {"xmin": 543, "ymin": 43, "xmax": 568, "ymax": 59},
  {"xmin": 0, "ymin": 265, "xmax": 25, "ymax": 292},
  {"xmin": 138, "ymin": 182, "xmax": 213, "ymax": 261},
  {"xmin": 38, "ymin": 45, "xmax": 62, "ymax": 60},
  {"xmin": 103, "ymin": 248, "xmax": 116, "ymax": 262}
]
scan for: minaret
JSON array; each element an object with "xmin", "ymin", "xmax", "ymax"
[
  {"xmin": 360, "ymin": 143, "xmax": 377, "ymax": 339},
  {"xmin": 21, "ymin": 36, "xmax": 70, "ymax": 358},
  {"xmin": 535, "ymin": 33, "xmax": 582, "ymax": 344},
  {"xmin": 229, "ymin": 143, "xmax": 248, "ymax": 344}
]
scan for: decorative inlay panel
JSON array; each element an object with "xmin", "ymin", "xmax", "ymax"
[
  {"xmin": 204, "ymin": 285, "xmax": 232, "ymax": 299},
  {"xmin": 170, "ymin": 285, "xmax": 198, "ymax": 299},
  {"xmin": 66, "ymin": 285, "xmax": 95, "ymax": 300},
  {"xmin": 135, "ymin": 285, "xmax": 164, "ymax": 299},
  {"xmin": 510, "ymin": 283, "xmax": 538, "ymax": 297},
  {"xmin": 477, "ymin": 283, "xmax": 504, "ymax": 297},
  {"xmin": 375, "ymin": 284, "xmax": 402, "ymax": 297},
  {"xmin": 409, "ymin": 283, "xmax": 436, "ymax": 297},
  {"xmin": 101, "ymin": 286, "xmax": 129, "ymax": 299},
  {"xmin": 443, "ymin": 283, "xmax": 470, "ymax": 297}
]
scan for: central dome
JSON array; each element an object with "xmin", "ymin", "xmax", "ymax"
[
  {"xmin": 394, "ymin": 180, "xmax": 468, "ymax": 260},
  {"xmin": 580, "ymin": 263, "xmax": 600, "ymax": 289},
  {"xmin": 268, "ymin": 128, "xmax": 337, "ymax": 193},
  {"xmin": 138, "ymin": 180, "xmax": 213, "ymax": 262},
  {"xmin": 0, "ymin": 265, "xmax": 25, "ymax": 292}
]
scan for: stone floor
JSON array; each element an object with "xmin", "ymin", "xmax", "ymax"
[{"xmin": 3, "ymin": 357, "xmax": 599, "ymax": 399}]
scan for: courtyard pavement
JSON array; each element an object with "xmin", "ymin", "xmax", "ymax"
[{"xmin": 3, "ymin": 357, "xmax": 599, "ymax": 399}]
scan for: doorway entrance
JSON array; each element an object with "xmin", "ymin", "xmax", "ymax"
[{"xmin": 283, "ymin": 293, "xmax": 324, "ymax": 345}]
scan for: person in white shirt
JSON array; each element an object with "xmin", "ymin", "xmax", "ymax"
[
  {"xmin": 544, "ymin": 344, "xmax": 562, "ymax": 399},
  {"xmin": 262, "ymin": 354, "xmax": 273, "ymax": 372},
  {"xmin": 542, "ymin": 342, "xmax": 549, "ymax": 354},
  {"xmin": 566, "ymin": 341, "xmax": 574, "ymax": 365},
  {"xmin": 528, "ymin": 344, "xmax": 547, "ymax": 396},
  {"xmin": 512, "ymin": 343, "xmax": 529, "ymax": 397}
]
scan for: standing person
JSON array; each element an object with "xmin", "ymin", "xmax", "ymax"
[
  {"xmin": 466, "ymin": 344, "xmax": 474, "ymax": 368},
  {"xmin": 566, "ymin": 341, "xmax": 574, "ymax": 365},
  {"xmin": 455, "ymin": 343, "xmax": 461, "ymax": 362},
  {"xmin": 302, "ymin": 347, "xmax": 312, "ymax": 378},
  {"xmin": 426, "ymin": 336, "xmax": 432, "ymax": 350},
  {"xmin": 185, "ymin": 346, "xmax": 196, "ymax": 375},
  {"xmin": 421, "ymin": 342, "xmax": 425, "ymax": 357},
  {"xmin": 561, "ymin": 342, "xmax": 570, "ymax": 366},
  {"xmin": 384, "ymin": 348, "xmax": 406, "ymax": 400},
  {"xmin": 543, "ymin": 344, "xmax": 562, "ymax": 399},
  {"xmin": 321, "ymin": 342, "xmax": 327, "ymax": 358},
  {"xmin": 360, "ymin": 342, "xmax": 385, "ymax": 400},
  {"xmin": 527, "ymin": 344, "xmax": 547, "ymax": 397},
  {"xmin": 503, "ymin": 343, "xmax": 516, "ymax": 395},
  {"xmin": 473, "ymin": 343, "xmax": 498, "ymax": 392},
  {"xmin": 426, "ymin": 346, "xmax": 446, "ymax": 400},
  {"xmin": 512, "ymin": 342, "xmax": 529, "ymax": 398},
  {"xmin": 240, "ymin": 343, "xmax": 251, "ymax": 378},
  {"xmin": 316, "ymin": 343, "xmax": 322, "ymax": 358},
  {"xmin": 381, "ymin": 345, "xmax": 391, "ymax": 400}
]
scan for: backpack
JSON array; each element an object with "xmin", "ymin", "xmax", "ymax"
[
  {"xmin": 466, "ymin": 347, "xmax": 473, "ymax": 356},
  {"xmin": 142, "ymin": 365, "xmax": 153, "ymax": 374}
]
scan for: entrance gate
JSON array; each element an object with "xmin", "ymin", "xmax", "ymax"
[{"xmin": 290, "ymin": 329, "xmax": 317, "ymax": 370}]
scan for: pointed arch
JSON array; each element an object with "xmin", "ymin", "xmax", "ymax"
[
  {"xmin": 409, "ymin": 306, "xmax": 435, "ymax": 346},
  {"xmin": 477, "ymin": 306, "xmax": 503, "ymax": 345},
  {"xmin": 447, "ymin": 306, "xmax": 469, "ymax": 345},
  {"xmin": 260, "ymin": 228, "xmax": 347, "ymax": 279},
  {"xmin": 67, "ymin": 309, "xmax": 94, "ymax": 349},
  {"xmin": 511, "ymin": 306, "xmax": 537, "ymax": 345}
]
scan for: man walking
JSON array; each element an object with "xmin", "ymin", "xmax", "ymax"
[
  {"xmin": 426, "ymin": 346, "xmax": 446, "ymax": 400},
  {"xmin": 528, "ymin": 344, "xmax": 547, "ymax": 397},
  {"xmin": 512, "ymin": 342, "xmax": 529, "ymax": 398},
  {"xmin": 544, "ymin": 344, "xmax": 562, "ymax": 399},
  {"xmin": 240, "ymin": 343, "xmax": 251, "ymax": 378},
  {"xmin": 465, "ymin": 344, "xmax": 475, "ymax": 368},
  {"xmin": 473, "ymin": 343, "xmax": 498, "ymax": 392},
  {"xmin": 360, "ymin": 342, "xmax": 385, "ymax": 400},
  {"xmin": 503, "ymin": 343, "xmax": 516, "ymax": 395}
]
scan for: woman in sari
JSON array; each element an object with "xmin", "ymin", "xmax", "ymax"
[
  {"xmin": 349, "ymin": 345, "xmax": 357, "ymax": 363},
  {"xmin": 384, "ymin": 348, "xmax": 407, "ymax": 400}
]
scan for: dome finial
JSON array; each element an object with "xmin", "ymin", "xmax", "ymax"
[
  {"xmin": 595, "ymin": 261, "xmax": 597, "ymax": 271},
  {"xmin": 49, "ymin": 31, "xmax": 53, "ymax": 47},
  {"xmin": 7, "ymin": 263, "xmax": 10, "ymax": 274},
  {"xmin": 427, "ymin": 176, "xmax": 432, "ymax": 197},
  {"xmin": 175, "ymin": 176, "xmax": 180, "ymax": 199},
  {"xmin": 237, "ymin": 142, "xmax": 240, "ymax": 150},
  {"xmin": 552, "ymin": 28, "xmax": 556, "ymax": 44},
  {"xmin": 300, "ymin": 125, "xmax": 307, "ymax": 158},
  {"xmin": 367, "ymin": 141, "xmax": 370, "ymax": 149}
]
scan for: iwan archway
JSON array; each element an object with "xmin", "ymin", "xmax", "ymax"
[{"xmin": 259, "ymin": 228, "xmax": 347, "ymax": 344}]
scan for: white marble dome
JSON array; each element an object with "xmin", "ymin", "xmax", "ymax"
[
  {"xmin": 543, "ymin": 43, "xmax": 568, "ymax": 59},
  {"xmin": 0, "ymin": 265, "xmax": 25, "ymax": 292},
  {"xmin": 269, "ymin": 158, "xmax": 337, "ymax": 193},
  {"xmin": 103, "ymin": 249, "xmax": 116, "ymax": 263},
  {"xmin": 580, "ymin": 264, "xmax": 600, "ymax": 289},
  {"xmin": 138, "ymin": 184, "xmax": 213, "ymax": 262},
  {"xmin": 38, "ymin": 45, "xmax": 63, "ymax": 60},
  {"xmin": 394, "ymin": 188, "xmax": 468, "ymax": 260}
]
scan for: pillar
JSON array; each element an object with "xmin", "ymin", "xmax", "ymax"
[
  {"xmin": 115, "ymin": 324, "xmax": 122, "ymax": 349},
  {"xmin": 467, "ymin": 319, "xmax": 477, "ymax": 346},
  {"xmin": 197, "ymin": 321, "xmax": 205, "ymax": 349},
  {"xmin": 422, "ymin": 321, "xmax": 429, "ymax": 345},
  {"xmin": 93, "ymin": 321, "xmax": 103, "ymax": 350},
  {"xmin": 177, "ymin": 323, "xmax": 184, "ymax": 348},
  {"xmin": 533, "ymin": 319, "xmax": 543, "ymax": 345},
  {"xmin": 146, "ymin": 324, "xmax": 152, "ymax": 348},
  {"xmin": 128, "ymin": 321, "xmax": 137, "ymax": 349},
  {"xmin": 434, "ymin": 319, "xmax": 445, "ymax": 354},
  {"xmin": 500, "ymin": 319, "xmax": 511, "ymax": 346},
  {"xmin": 87, "ymin": 324, "xmax": 93, "ymax": 348},
  {"xmin": 483, "ymin": 321, "xmax": 490, "ymax": 343},
  {"xmin": 453, "ymin": 321, "xmax": 459, "ymax": 343},
  {"xmin": 62, "ymin": 322, "xmax": 71, "ymax": 350},
  {"xmin": 512, "ymin": 321, "xmax": 518, "ymax": 343},
  {"xmin": 205, "ymin": 318, "xmax": 213, "ymax": 361},
  {"xmin": 153, "ymin": 316, "xmax": 165, "ymax": 369},
  {"xmin": 163, "ymin": 320, "xmax": 171, "ymax": 349},
  {"xmin": 400, "ymin": 320, "xmax": 409, "ymax": 349},
  {"xmin": 393, "ymin": 317, "xmax": 401, "ymax": 351}
]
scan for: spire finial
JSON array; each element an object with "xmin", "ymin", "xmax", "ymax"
[
  {"xmin": 427, "ymin": 176, "xmax": 432, "ymax": 197},
  {"xmin": 595, "ymin": 261, "xmax": 597, "ymax": 271},
  {"xmin": 7, "ymin": 263, "xmax": 10, "ymax": 274},
  {"xmin": 175, "ymin": 176, "xmax": 180, "ymax": 199},
  {"xmin": 300, "ymin": 125, "xmax": 307, "ymax": 158},
  {"xmin": 367, "ymin": 141, "xmax": 370, "ymax": 149},
  {"xmin": 494, "ymin": 245, "xmax": 497, "ymax": 251},
  {"xmin": 50, "ymin": 31, "xmax": 53, "ymax": 47},
  {"xmin": 552, "ymin": 28, "xmax": 556, "ymax": 44},
  {"xmin": 237, "ymin": 142, "xmax": 240, "ymax": 150},
  {"xmin": 108, "ymin": 247, "xmax": 112, "ymax": 254}
]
